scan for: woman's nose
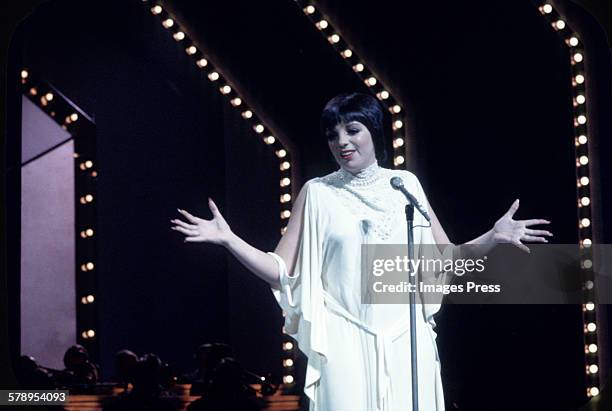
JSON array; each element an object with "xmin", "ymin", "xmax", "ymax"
[{"xmin": 337, "ymin": 132, "xmax": 350, "ymax": 146}]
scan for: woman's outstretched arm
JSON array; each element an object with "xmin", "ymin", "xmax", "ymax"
[{"xmin": 170, "ymin": 183, "xmax": 308, "ymax": 290}]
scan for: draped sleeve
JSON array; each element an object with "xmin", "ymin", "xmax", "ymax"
[{"xmin": 268, "ymin": 179, "xmax": 328, "ymax": 402}]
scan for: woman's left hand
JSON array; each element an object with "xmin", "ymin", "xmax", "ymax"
[{"xmin": 492, "ymin": 199, "xmax": 552, "ymax": 253}]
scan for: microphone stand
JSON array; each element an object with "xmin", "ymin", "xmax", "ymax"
[{"xmin": 404, "ymin": 203, "xmax": 419, "ymax": 411}]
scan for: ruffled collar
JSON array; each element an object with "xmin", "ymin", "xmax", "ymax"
[{"xmin": 336, "ymin": 160, "xmax": 382, "ymax": 187}]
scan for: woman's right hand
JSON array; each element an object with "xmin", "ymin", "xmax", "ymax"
[{"xmin": 171, "ymin": 198, "xmax": 233, "ymax": 246}]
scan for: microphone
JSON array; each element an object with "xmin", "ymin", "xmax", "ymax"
[{"xmin": 390, "ymin": 177, "xmax": 431, "ymax": 222}]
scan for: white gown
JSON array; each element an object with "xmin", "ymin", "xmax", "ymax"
[{"xmin": 269, "ymin": 161, "xmax": 457, "ymax": 411}]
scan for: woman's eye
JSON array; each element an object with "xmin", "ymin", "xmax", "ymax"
[{"xmin": 347, "ymin": 129, "xmax": 358, "ymax": 135}]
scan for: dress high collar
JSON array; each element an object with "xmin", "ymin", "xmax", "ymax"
[{"xmin": 337, "ymin": 160, "xmax": 381, "ymax": 186}]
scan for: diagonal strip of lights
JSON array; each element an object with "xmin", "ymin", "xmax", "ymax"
[
  {"xmin": 537, "ymin": 1, "xmax": 599, "ymax": 399},
  {"xmin": 144, "ymin": 1, "xmax": 293, "ymax": 236},
  {"xmin": 295, "ymin": 1, "xmax": 408, "ymax": 169}
]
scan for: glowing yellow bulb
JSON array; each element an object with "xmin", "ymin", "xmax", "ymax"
[
  {"xmin": 577, "ymin": 115, "xmax": 587, "ymax": 125},
  {"xmin": 589, "ymin": 387, "xmax": 600, "ymax": 397},
  {"xmin": 378, "ymin": 90, "xmax": 390, "ymax": 100},
  {"xmin": 316, "ymin": 20, "xmax": 328, "ymax": 30},
  {"xmin": 86, "ymin": 194, "xmax": 94, "ymax": 202},
  {"xmin": 580, "ymin": 197, "xmax": 590, "ymax": 206},
  {"xmin": 394, "ymin": 156, "xmax": 405, "ymax": 166},
  {"xmin": 391, "ymin": 105, "xmax": 401, "ymax": 113},
  {"xmin": 575, "ymin": 74, "xmax": 585, "ymax": 84},
  {"xmin": 576, "ymin": 94, "xmax": 586, "ymax": 105},
  {"xmin": 581, "ymin": 218, "xmax": 591, "ymax": 227},
  {"xmin": 276, "ymin": 149, "xmax": 287, "ymax": 158},
  {"xmin": 242, "ymin": 110, "xmax": 253, "ymax": 119},
  {"xmin": 580, "ymin": 176, "xmax": 589, "ymax": 186},
  {"xmin": 220, "ymin": 85, "xmax": 231, "ymax": 94},
  {"xmin": 196, "ymin": 58, "xmax": 208, "ymax": 68},
  {"xmin": 582, "ymin": 238, "xmax": 592, "ymax": 246},
  {"xmin": 393, "ymin": 120, "xmax": 403, "ymax": 130},
  {"xmin": 365, "ymin": 77, "xmax": 377, "ymax": 86},
  {"xmin": 283, "ymin": 359, "xmax": 294, "ymax": 367},
  {"xmin": 542, "ymin": 4, "xmax": 553, "ymax": 14},
  {"xmin": 585, "ymin": 302, "xmax": 595, "ymax": 311},
  {"xmin": 173, "ymin": 31, "xmax": 185, "ymax": 41},
  {"xmin": 578, "ymin": 156, "xmax": 588, "ymax": 165},
  {"xmin": 583, "ymin": 259, "xmax": 593, "ymax": 269},
  {"xmin": 554, "ymin": 20, "xmax": 566, "ymax": 30},
  {"xmin": 81, "ymin": 331, "xmax": 88, "ymax": 339},
  {"xmin": 328, "ymin": 34, "xmax": 340, "ymax": 44},
  {"xmin": 186, "ymin": 46, "xmax": 197, "ymax": 55},
  {"xmin": 573, "ymin": 53, "xmax": 583, "ymax": 63},
  {"xmin": 393, "ymin": 138, "xmax": 404, "ymax": 148},
  {"xmin": 208, "ymin": 71, "xmax": 220, "ymax": 81},
  {"xmin": 578, "ymin": 135, "xmax": 588, "ymax": 145},
  {"xmin": 280, "ymin": 178, "xmax": 290, "ymax": 187},
  {"xmin": 569, "ymin": 37, "xmax": 579, "ymax": 46},
  {"xmin": 342, "ymin": 49, "xmax": 353, "ymax": 58},
  {"xmin": 283, "ymin": 375, "xmax": 294, "ymax": 384},
  {"xmin": 87, "ymin": 329, "xmax": 95, "ymax": 338},
  {"xmin": 21, "ymin": 70, "xmax": 29, "ymax": 79},
  {"xmin": 254, "ymin": 124, "xmax": 265, "ymax": 134},
  {"xmin": 69, "ymin": 113, "xmax": 79, "ymax": 122},
  {"xmin": 588, "ymin": 364, "xmax": 598, "ymax": 374},
  {"xmin": 281, "ymin": 210, "xmax": 291, "ymax": 219},
  {"xmin": 304, "ymin": 5, "xmax": 315, "ymax": 14},
  {"xmin": 588, "ymin": 344, "xmax": 597, "ymax": 353},
  {"xmin": 353, "ymin": 63, "xmax": 364, "ymax": 72},
  {"xmin": 29, "ymin": 87, "xmax": 37, "ymax": 96},
  {"xmin": 264, "ymin": 136, "xmax": 275, "ymax": 144},
  {"xmin": 280, "ymin": 161, "xmax": 291, "ymax": 170},
  {"xmin": 45, "ymin": 92, "xmax": 54, "ymax": 101},
  {"xmin": 151, "ymin": 5, "xmax": 162, "ymax": 15},
  {"xmin": 162, "ymin": 18, "xmax": 174, "ymax": 28},
  {"xmin": 587, "ymin": 322, "xmax": 597, "ymax": 332},
  {"xmin": 283, "ymin": 342, "xmax": 293, "ymax": 350},
  {"xmin": 281, "ymin": 194, "xmax": 291, "ymax": 203},
  {"xmin": 231, "ymin": 98, "xmax": 242, "ymax": 106}
]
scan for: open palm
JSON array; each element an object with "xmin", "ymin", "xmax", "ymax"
[
  {"xmin": 170, "ymin": 198, "xmax": 232, "ymax": 245},
  {"xmin": 492, "ymin": 199, "xmax": 552, "ymax": 252}
]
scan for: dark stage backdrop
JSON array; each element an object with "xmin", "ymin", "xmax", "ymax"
[{"xmin": 9, "ymin": 0, "xmax": 611, "ymax": 409}]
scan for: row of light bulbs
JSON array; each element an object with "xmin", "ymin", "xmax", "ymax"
[
  {"xmin": 146, "ymin": 1, "xmax": 293, "ymax": 237},
  {"xmin": 299, "ymin": 2, "xmax": 407, "ymax": 169},
  {"xmin": 539, "ymin": 1, "xmax": 599, "ymax": 398}
]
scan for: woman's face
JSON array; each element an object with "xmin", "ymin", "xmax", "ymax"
[{"xmin": 327, "ymin": 121, "xmax": 377, "ymax": 173}]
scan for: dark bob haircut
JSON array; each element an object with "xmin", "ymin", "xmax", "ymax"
[{"xmin": 320, "ymin": 92, "xmax": 388, "ymax": 163}]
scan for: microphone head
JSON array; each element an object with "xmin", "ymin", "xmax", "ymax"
[{"xmin": 390, "ymin": 176, "xmax": 404, "ymax": 190}]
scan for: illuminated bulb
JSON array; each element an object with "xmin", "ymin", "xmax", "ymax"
[
  {"xmin": 573, "ymin": 53, "xmax": 583, "ymax": 63},
  {"xmin": 254, "ymin": 124, "xmax": 265, "ymax": 134},
  {"xmin": 392, "ymin": 105, "xmax": 401, "ymax": 113},
  {"xmin": 589, "ymin": 364, "xmax": 599, "ymax": 374},
  {"xmin": 162, "ymin": 18, "xmax": 174, "ymax": 28},
  {"xmin": 581, "ymin": 218, "xmax": 591, "ymax": 227},
  {"xmin": 283, "ymin": 359, "xmax": 294, "ymax": 367},
  {"xmin": 583, "ymin": 238, "xmax": 592, "ymax": 246},
  {"xmin": 82, "ymin": 331, "xmax": 89, "ymax": 339},
  {"xmin": 220, "ymin": 85, "xmax": 231, "ymax": 94},
  {"xmin": 231, "ymin": 98, "xmax": 242, "ymax": 106},
  {"xmin": 576, "ymin": 94, "xmax": 586, "ymax": 105},
  {"xmin": 580, "ymin": 176, "xmax": 589, "ymax": 186},
  {"xmin": 342, "ymin": 49, "xmax": 353, "ymax": 58},
  {"xmin": 281, "ymin": 210, "xmax": 291, "ymax": 219},
  {"xmin": 45, "ymin": 92, "xmax": 54, "ymax": 101},
  {"xmin": 81, "ymin": 296, "xmax": 88, "ymax": 304},
  {"xmin": 366, "ymin": 77, "xmax": 377, "ymax": 86},
  {"xmin": 21, "ymin": 70, "xmax": 29, "ymax": 79},
  {"xmin": 316, "ymin": 20, "xmax": 328, "ymax": 30},
  {"xmin": 569, "ymin": 37, "xmax": 579, "ymax": 46},
  {"xmin": 585, "ymin": 302, "xmax": 595, "ymax": 311},
  {"xmin": 580, "ymin": 197, "xmax": 590, "ymax": 206},
  {"xmin": 353, "ymin": 63, "xmax": 364, "ymax": 72},
  {"xmin": 393, "ymin": 120, "xmax": 403, "ymax": 130},
  {"xmin": 70, "ymin": 113, "xmax": 79, "ymax": 122},
  {"xmin": 577, "ymin": 115, "xmax": 587, "ymax": 125},
  {"xmin": 280, "ymin": 226, "xmax": 287, "ymax": 235},
  {"xmin": 173, "ymin": 31, "xmax": 185, "ymax": 41},
  {"xmin": 29, "ymin": 87, "xmax": 37, "ymax": 96},
  {"xmin": 588, "ymin": 344, "xmax": 597, "ymax": 353},
  {"xmin": 554, "ymin": 20, "xmax": 566, "ymax": 30},
  {"xmin": 86, "ymin": 229, "xmax": 94, "ymax": 236},
  {"xmin": 283, "ymin": 375, "xmax": 294, "ymax": 384},
  {"xmin": 85, "ymin": 160, "xmax": 93, "ymax": 168},
  {"xmin": 87, "ymin": 329, "xmax": 95, "ymax": 338},
  {"xmin": 328, "ymin": 34, "xmax": 340, "ymax": 44},
  {"xmin": 585, "ymin": 280, "xmax": 594, "ymax": 289},
  {"xmin": 91, "ymin": 171, "xmax": 98, "ymax": 177},
  {"xmin": 86, "ymin": 262, "xmax": 94, "ymax": 270},
  {"xmin": 208, "ymin": 71, "xmax": 220, "ymax": 81},
  {"xmin": 196, "ymin": 58, "xmax": 208, "ymax": 68},
  {"xmin": 280, "ymin": 178, "xmax": 290, "ymax": 187},
  {"xmin": 587, "ymin": 322, "xmax": 597, "ymax": 332},
  {"xmin": 590, "ymin": 387, "xmax": 600, "ymax": 397},
  {"xmin": 280, "ymin": 161, "xmax": 290, "ymax": 170},
  {"xmin": 151, "ymin": 5, "xmax": 162, "ymax": 15},
  {"xmin": 281, "ymin": 194, "xmax": 291, "ymax": 203},
  {"xmin": 276, "ymin": 149, "xmax": 287, "ymax": 158},
  {"xmin": 283, "ymin": 342, "xmax": 294, "ymax": 350},
  {"xmin": 264, "ymin": 136, "xmax": 275, "ymax": 144},
  {"xmin": 186, "ymin": 46, "xmax": 197, "ymax": 55},
  {"xmin": 579, "ymin": 155, "xmax": 589, "ymax": 165},
  {"xmin": 542, "ymin": 4, "xmax": 553, "ymax": 14},
  {"xmin": 378, "ymin": 90, "xmax": 390, "ymax": 100},
  {"xmin": 85, "ymin": 194, "xmax": 94, "ymax": 202},
  {"xmin": 304, "ymin": 5, "xmax": 315, "ymax": 14},
  {"xmin": 393, "ymin": 138, "xmax": 404, "ymax": 148},
  {"xmin": 394, "ymin": 156, "xmax": 405, "ymax": 166},
  {"xmin": 578, "ymin": 135, "xmax": 588, "ymax": 144},
  {"xmin": 242, "ymin": 110, "xmax": 253, "ymax": 119},
  {"xmin": 575, "ymin": 74, "xmax": 585, "ymax": 84},
  {"xmin": 584, "ymin": 259, "xmax": 593, "ymax": 269}
]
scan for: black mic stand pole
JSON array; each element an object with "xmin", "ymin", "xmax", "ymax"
[{"xmin": 404, "ymin": 202, "xmax": 419, "ymax": 411}]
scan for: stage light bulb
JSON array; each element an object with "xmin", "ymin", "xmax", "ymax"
[
  {"xmin": 366, "ymin": 77, "xmax": 377, "ymax": 86},
  {"xmin": 87, "ymin": 294, "xmax": 95, "ymax": 303},
  {"xmin": 220, "ymin": 85, "xmax": 231, "ymax": 94},
  {"xmin": 242, "ymin": 110, "xmax": 253, "ymax": 119},
  {"xmin": 554, "ymin": 20, "xmax": 566, "ymax": 30},
  {"xmin": 328, "ymin": 34, "xmax": 340, "ymax": 44},
  {"xmin": 173, "ymin": 31, "xmax": 185, "ymax": 41},
  {"xmin": 70, "ymin": 113, "xmax": 79, "ymax": 122},
  {"xmin": 393, "ymin": 138, "xmax": 404, "ymax": 148},
  {"xmin": 575, "ymin": 74, "xmax": 585, "ymax": 84},
  {"xmin": 208, "ymin": 71, "xmax": 220, "ymax": 81},
  {"xmin": 393, "ymin": 120, "xmax": 403, "ymax": 130},
  {"xmin": 231, "ymin": 98, "xmax": 242, "ymax": 106},
  {"xmin": 45, "ymin": 92, "xmax": 54, "ymax": 101},
  {"xmin": 590, "ymin": 387, "xmax": 600, "ymax": 397},
  {"xmin": 21, "ymin": 70, "xmax": 29, "ymax": 79},
  {"xmin": 392, "ymin": 105, "xmax": 401, "ymax": 113},
  {"xmin": 585, "ymin": 302, "xmax": 595, "ymax": 311},
  {"xmin": 577, "ymin": 135, "xmax": 588, "ymax": 145},
  {"xmin": 87, "ymin": 329, "xmax": 96, "ymax": 338},
  {"xmin": 304, "ymin": 5, "xmax": 315, "ymax": 14},
  {"xmin": 283, "ymin": 359, "xmax": 294, "ymax": 367},
  {"xmin": 162, "ymin": 18, "xmax": 174, "ymax": 28},
  {"xmin": 353, "ymin": 63, "xmax": 364, "ymax": 72},
  {"xmin": 254, "ymin": 124, "xmax": 265, "ymax": 133},
  {"xmin": 85, "ymin": 194, "xmax": 94, "ymax": 202},
  {"xmin": 281, "ymin": 194, "xmax": 291, "ymax": 203},
  {"xmin": 577, "ymin": 115, "xmax": 587, "ymax": 125},
  {"xmin": 587, "ymin": 322, "xmax": 597, "ymax": 332},
  {"xmin": 580, "ymin": 197, "xmax": 590, "ymax": 206},
  {"xmin": 589, "ymin": 364, "xmax": 599, "ymax": 374},
  {"xmin": 581, "ymin": 218, "xmax": 591, "ymax": 228},
  {"xmin": 85, "ymin": 160, "xmax": 93, "ymax": 168},
  {"xmin": 280, "ymin": 161, "xmax": 290, "ymax": 170},
  {"xmin": 583, "ymin": 238, "xmax": 592, "ymax": 246},
  {"xmin": 573, "ymin": 53, "xmax": 583, "ymax": 63},
  {"xmin": 196, "ymin": 58, "xmax": 208, "ymax": 68},
  {"xmin": 281, "ymin": 210, "xmax": 291, "ymax": 219},
  {"xmin": 588, "ymin": 344, "xmax": 597, "ymax": 353},
  {"xmin": 86, "ymin": 229, "xmax": 94, "ymax": 237},
  {"xmin": 342, "ymin": 49, "xmax": 353, "ymax": 58},
  {"xmin": 82, "ymin": 331, "xmax": 89, "ymax": 339},
  {"xmin": 283, "ymin": 375, "xmax": 294, "ymax": 384},
  {"xmin": 584, "ymin": 259, "xmax": 593, "ymax": 269},
  {"xmin": 151, "ymin": 5, "xmax": 162, "ymax": 15},
  {"xmin": 578, "ymin": 155, "xmax": 588, "ymax": 165},
  {"xmin": 576, "ymin": 94, "xmax": 586, "ymax": 105},
  {"xmin": 276, "ymin": 149, "xmax": 287, "ymax": 158},
  {"xmin": 280, "ymin": 178, "xmax": 290, "ymax": 187},
  {"xmin": 584, "ymin": 280, "xmax": 594, "ymax": 290},
  {"xmin": 379, "ymin": 90, "xmax": 390, "ymax": 100},
  {"xmin": 186, "ymin": 46, "xmax": 197, "ymax": 55},
  {"xmin": 579, "ymin": 178, "xmax": 589, "ymax": 188},
  {"xmin": 316, "ymin": 20, "xmax": 328, "ymax": 30},
  {"xmin": 542, "ymin": 4, "xmax": 553, "ymax": 14},
  {"xmin": 81, "ymin": 296, "xmax": 88, "ymax": 304},
  {"xmin": 283, "ymin": 341, "xmax": 293, "ymax": 350},
  {"xmin": 264, "ymin": 136, "xmax": 275, "ymax": 144},
  {"xmin": 394, "ymin": 156, "xmax": 405, "ymax": 166},
  {"xmin": 29, "ymin": 87, "xmax": 37, "ymax": 96},
  {"xmin": 87, "ymin": 262, "xmax": 94, "ymax": 270},
  {"xmin": 569, "ymin": 37, "xmax": 579, "ymax": 46},
  {"xmin": 280, "ymin": 226, "xmax": 287, "ymax": 235}
]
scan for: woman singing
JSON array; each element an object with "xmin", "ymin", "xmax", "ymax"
[{"xmin": 170, "ymin": 93, "xmax": 552, "ymax": 410}]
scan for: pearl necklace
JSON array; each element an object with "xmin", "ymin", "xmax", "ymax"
[{"xmin": 336, "ymin": 160, "xmax": 382, "ymax": 187}]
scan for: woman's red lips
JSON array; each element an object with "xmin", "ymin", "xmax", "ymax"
[{"xmin": 340, "ymin": 150, "xmax": 355, "ymax": 158}]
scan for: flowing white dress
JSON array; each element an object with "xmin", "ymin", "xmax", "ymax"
[{"xmin": 269, "ymin": 161, "xmax": 456, "ymax": 411}]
